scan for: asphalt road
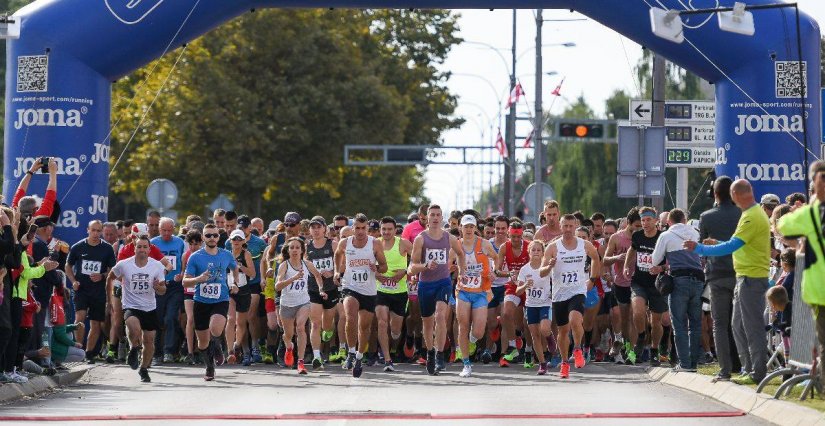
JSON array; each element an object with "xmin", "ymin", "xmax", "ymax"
[{"xmin": 0, "ymin": 360, "xmax": 771, "ymax": 425}]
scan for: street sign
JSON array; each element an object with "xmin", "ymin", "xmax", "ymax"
[
  {"xmin": 617, "ymin": 126, "xmax": 666, "ymax": 198},
  {"xmin": 665, "ymin": 124, "xmax": 715, "ymax": 144},
  {"xmin": 665, "ymin": 146, "xmax": 717, "ymax": 168},
  {"xmin": 629, "ymin": 99, "xmax": 716, "ymax": 125},
  {"xmin": 209, "ymin": 194, "xmax": 234, "ymax": 212},
  {"xmin": 148, "ymin": 208, "xmax": 177, "ymax": 222},
  {"xmin": 522, "ymin": 182, "xmax": 556, "ymax": 212},
  {"xmin": 146, "ymin": 179, "xmax": 178, "ymax": 210}
]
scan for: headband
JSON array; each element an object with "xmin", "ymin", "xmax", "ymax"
[
  {"xmin": 508, "ymin": 227, "xmax": 523, "ymax": 236},
  {"xmin": 640, "ymin": 211, "xmax": 657, "ymax": 219}
]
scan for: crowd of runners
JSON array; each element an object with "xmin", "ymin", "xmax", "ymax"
[{"xmin": 2, "ymin": 157, "xmax": 822, "ymax": 386}]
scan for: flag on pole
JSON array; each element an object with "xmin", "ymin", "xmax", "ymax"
[
  {"xmin": 523, "ymin": 128, "xmax": 534, "ymax": 148},
  {"xmin": 505, "ymin": 82, "xmax": 525, "ymax": 109},
  {"xmin": 495, "ymin": 129, "xmax": 508, "ymax": 158},
  {"xmin": 551, "ymin": 77, "xmax": 565, "ymax": 96}
]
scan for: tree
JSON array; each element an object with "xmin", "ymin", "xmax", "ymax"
[{"xmin": 109, "ymin": 9, "xmax": 461, "ymax": 220}]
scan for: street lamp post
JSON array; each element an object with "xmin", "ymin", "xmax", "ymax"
[{"xmin": 533, "ymin": 9, "xmax": 544, "ymax": 222}]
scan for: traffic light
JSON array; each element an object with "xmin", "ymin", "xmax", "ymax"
[{"xmin": 553, "ymin": 119, "xmax": 615, "ymax": 142}]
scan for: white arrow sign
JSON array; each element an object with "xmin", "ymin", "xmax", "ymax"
[{"xmin": 630, "ymin": 99, "xmax": 716, "ymax": 125}]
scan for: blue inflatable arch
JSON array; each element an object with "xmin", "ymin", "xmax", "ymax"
[{"xmin": 4, "ymin": 0, "xmax": 820, "ymax": 242}]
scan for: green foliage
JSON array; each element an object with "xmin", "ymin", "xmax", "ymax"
[{"xmin": 109, "ymin": 9, "xmax": 460, "ymax": 219}]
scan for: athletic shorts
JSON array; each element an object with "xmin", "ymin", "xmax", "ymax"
[
  {"xmin": 230, "ymin": 292, "xmax": 251, "ymax": 313},
  {"xmin": 525, "ymin": 306, "xmax": 551, "ymax": 325},
  {"xmin": 614, "ymin": 285, "xmax": 632, "ymax": 305},
  {"xmin": 193, "ymin": 301, "xmax": 229, "ymax": 331},
  {"xmin": 449, "ymin": 293, "xmax": 456, "ymax": 307},
  {"xmin": 247, "ymin": 283, "xmax": 262, "ymax": 295},
  {"xmin": 584, "ymin": 287, "xmax": 600, "ymax": 309},
  {"xmin": 265, "ymin": 298, "xmax": 277, "ymax": 314},
  {"xmin": 74, "ymin": 291, "xmax": 106, "ymax": 322},
  {"xmin": 310, "ymin": 288, "xmax": 341, "ymax": 310},
  {"xmin": 487, "ymin": 286, "xmax": 506, "ymax": 309},
  {"xmin": 342, "ymin": 289, "xmax": 376, "ymax": 314},
  {"xmin": 630, "ymin": 283, "xmax": 668, "ymax": 314},
  {"xmin": 183, "ymin": 293, "xmax": 194, "ymax": 301},
  {"xmin": 279, "ymin": 303, "xmax": 309, "ymax": 319},
  {"xmin": 599, "ymin": 293, "xmax": 617, "ymax": 314},
  {"xmin": 377, "ymin": 292, "xmax": 408, "ymax": 317},
  {"xmin": 457, "ymin": 290, "xmax": 488, "ymax": 310},
  {"xmin": 418, "ymin": 278, "xmax": 451, "ymax": 318},
  {"xmin": 124, "ymin": 308, "xmax": 160, "ymax": 332},
  {"xmin": 552, "ymin": 294, "xmax": 586, "ymax": 327},
  {"xmin": 504, "ymin": 293, "xmax": 525, "ymax": 307}
]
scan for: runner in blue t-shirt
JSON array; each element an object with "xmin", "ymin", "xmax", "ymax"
[
  {"xmin": 183, "ymin": 224, "xmax": 239, "ymax": 381},
  {"xmin": 150, "ymin": 217, "xmax": 188, "ymax": 362}
]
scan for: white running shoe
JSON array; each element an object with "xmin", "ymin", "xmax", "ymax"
[
  {"xmin": 459, "ymin": 364, "xmax": 472, "ymax": 378},
  {"xmin": 614, "ymin": 353, "xmax": 625, "ymax": 364},
  {"xmin": 8, "ymin": 371, "xmax": 28, "ymax": 384}
]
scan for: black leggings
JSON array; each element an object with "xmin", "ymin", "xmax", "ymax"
[{"xmin": 2, "ymin": 298, "xmax": 22, "ymax": 373}]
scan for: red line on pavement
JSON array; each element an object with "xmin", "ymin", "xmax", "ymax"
[{"xmin": 0, "ymin": 411, "xmax": 746, "ymax": 421}]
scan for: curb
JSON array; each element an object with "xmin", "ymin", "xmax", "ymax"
[
  {"xmin": 648, "ymin": 367, "xmax": 825, "ymax": 426},
  {"xmin": 0, "ymin": 365, "xmax": 90, "ymax": 405}
]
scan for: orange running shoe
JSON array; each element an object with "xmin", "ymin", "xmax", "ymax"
[
  {"xmin": 499, "ymin": 357, "xmax": 509, "ymax": 368},
  {"xmin": 226, "ymin": 354, "xmax": 237, "ymax": 365},
  {"xmin": 284, "ymin": 347, "xmax": 295, "ymax": 367},
  {"xmin": 560, "ymin": 361, "xmax": 570, "ymax": 379},
  {"xmin": 297, "ymin": 359, "xmax": 307, "ymax": 375},
  {"xmin": 573, "ymin": 348, "xmax": 585, "ymax": 369}
]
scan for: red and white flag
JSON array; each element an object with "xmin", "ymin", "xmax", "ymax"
[
  {"xmin": 495, "ymin": 129, "xmax": 508, "ymax": 158},
  {"xmin": 523, "ymin": 128, "xmax": 534, "ymax": 148},
  {"xmin": 550, "ymin": 77, "xmax": 565, "ymax": 97},
  {"xmin": 505, "ymin": 82, "xmax": 525, "ymax": 109}
]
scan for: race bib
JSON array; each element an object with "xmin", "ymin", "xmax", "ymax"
[
  {"xmin": 560, "ymin": 271, "xmax": 580, "ymax": 284},
  {"xmin": 164, "ymin": 256, "xmax": 177, "ymax": 269},
  {"xmin": 350, "ymin": 269, "xmax": 369, "ymax": 285},
  {"xmin": 313, "ymin": 257, "xmax": 333, "ymax": 272},
  {"xmin": 636, "ymin": 252, "xmax": 653, "ymax": 271},
  {"xmin": 425, "ymin": 248, "xmax": 447, "ymax": 265},
  {"xmin": 288, "ymin": 278, "xmax": 306, "ymax": 292},
  {"xmin": 81, "ymin": 260, "xmax": 102, "ymax": 275},
  {"xmin": 130, "ymin": 276, "xmax": 152, "ymax": 295},
  {"xmin": 379, "ymin": 277, "xmax": 399, "ymax": 291},
  {"xmin": 407, "ymin": 280, "xmax": 419, "ymax": 296},
  {"xmin": 527, "ymin": 287, "xmax": 544, "ymax": 300},
  {"xmin": 228, "ymin": 272, "xmax": 248, "ymax": 287},
  {"xmin": 462, "ymin": 264, "xmax": 483, "ymax": 289},
  {"xmin": 199, "ymin": 283, "xmax": 221, "ymax": 299}
]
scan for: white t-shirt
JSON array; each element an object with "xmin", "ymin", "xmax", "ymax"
[
  {"xmin": 517, "ymin": 263, "xmax": 552, "ymax": 307},
  {"xmin": 112, "ymin": 257, "xmax": 166, "ymax": 311}
]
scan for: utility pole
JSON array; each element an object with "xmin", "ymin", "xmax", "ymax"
[
  {"xmin": 652, "ymin": 53, "xmax": 666, "ymax": 212},
  {"xmin": 533, "ymin": 9, "xmax": 543, "ymax": 221},
  {"xmin": 504, "ymin": 9, "xmax": 517, "ymax": 216}
]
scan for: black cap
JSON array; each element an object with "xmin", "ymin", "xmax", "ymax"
[
  {"xmin": 284, "ymin": 212, "xmax": 301, "ymax": 226},
  {"xmin": 33, "ymin": 215, "xmax": 53, "ymax": 227},
  {"xmin": 368, "ymin": 219, "xmax": 380, "ymax": 231},
  {"xmin": 309, "ymin": 216, "xmax": 326, "ymax": 227},
  {"xmin": 237, "ymin": 215, "xmax": 251, "ymax": 228}
]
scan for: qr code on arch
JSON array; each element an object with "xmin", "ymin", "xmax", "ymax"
[
  {"xmin": 17, "ymin": 55, "xmax": 48, "ymax": 93},
  {"xmin": 775, "ymin": 61, "xmax": 806, "ymax": 98}
]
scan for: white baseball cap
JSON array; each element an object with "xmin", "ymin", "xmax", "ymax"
[
  {"xmin": 460, "ymin": 214, "xmax": 477, "ymax": 226},
  {"xmin": 229, "ymin": 229, "xmax": 246, "ymax": 241},
  {"xmin": 131, "ymin": 223, "xmax": 149, "ymax": 237}
]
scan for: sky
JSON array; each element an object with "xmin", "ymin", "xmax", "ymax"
[{"xmin": 423, "ymin": 1, "xmax": 825, "ymax": 212}]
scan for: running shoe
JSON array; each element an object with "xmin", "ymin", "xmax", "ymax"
[
  {"xmin": 499, "ymin": 357, "xmax": 509, "ymax": 368},
  {"xmin": 163, "ymin": 353, "xmax": 176, "ymax": 364},
  {"xmin": 459, "ymin": 364, "xmax": 472, "ymax": 378},
  {"xmin": 573, "ymin": 348, "xmax": 585, "ymax": 369},
  {"xmin": 377, "ymin": 351, "xmax": 385, "ymax": 366},
  {"xmin": 330, "ymin": 347, "xmax": 347, "ymax": 363},
  {"xmin": 641, "ymin": 348, "xmax": 651, "ymax": 363},
  {"xmin": 242, "ymin": 354, "xmax": 252, "ymax": 367},
  {"xmin": 106, "ymin": 350, "xmax": 116, "ymax": 364},
  {"xmin": 523, "ymin": 353, "xmax": 534, "ymax": 369},
  {"xmin": 614, "ymin": 352, "xmax": 624, "ymax": 364},
  {"xmin": 365, "ymin": 352, "xmax": 377, "ymax": 367},
  {"xmin": 560, "ymin": 361, "xmax": 570, "ymax": 379},
  {"xmin": 312, "ymin": 357, "xmax": 323, "ymax": 370},
  {"xmin": 549, "ymin": 354, "xmax": 562, "ymax": 369},
  {"xmin": 128, "ymin": 347, "xmax": 141, "ymax": 370},
  {"xmin": 344, "ymin": 353, "xmax": 355, "ymax": 370},
  {"xmin": 453, "ymin": 348, "xmax": 462, "ymax": 363},
  {"xmin": 481, "ymin": 349, "xmax": 492, "ymax": 364},
  {"xmin": 384, "ymin": 361, "xmax": 396, "ymax": 372},
  {"xmin": 7, "ymin": 371, "xmax": 27, "ymax": 384},
  {"xmin": 284, "ymin": 347, "xmax": 295, "ymax": 367},
  {"xmin": 227, "ymin": 353, "xmax": 237, "ymax": 365},
  {"xmin": 610, "ymin": 340, "xmax": 623, "ymax": 357},
  {"xmin": 262, "ymin": 347, "xmax": 273, "ymax": 364},
  {"xmin": 625, "ymin": 350, "xmax": 637, "ymax": 365},
  {"xmin": 353, "ymin": 357, "xmax": 363, "ymax": 378},
  {"xmin": 213, "ymin": 343, "xmax": 225, "ymax": 367},
  {"xmin": 183, "ymin": 353, "xmax": 194, "ymax": 365},
  {"xmin": 426, "ymin": 349, "xmax": 437, "ymax": 375},
  {"xmin": 469, "ymin": 341, "xmax": 477, "ymax": 356},
  {"xmin": 417, "ymin": 356, "xmax": 427, "ymax": 366},
  {"xmin": 650, "ymin": 354, "xmax": 661, "ymax": 367},
  {"xmin": 204, "ymin": 366, "xmax": 215, "ymax": 381},
  {"xmin": 537, "ymin": 363, "xmax": 547, "ymax": 375},
  {"xmin": 701, "ymin": 351, "xmax": 715, "ymax": 365},
  {"xmin": 503, "ymin": 347, "xmax": 519, "ymax": 362},
  {"xmin": 252, "ymin": 345, "xmax": 263, "ymax": 364},
  {"xmin": 435, "ymin": 352, "xmax": 445, "ymax": 372},
  {"xmin": 595, "ymin": 349, "xmax": 605, "ymax": 362},
  {"xmin": 297, "ymin": 360, "xmax": 308, "ymax": 375},
  {"xmin": 403, "ymin": 336, "xmax": 416, "ymax": 359},
  {"xmin": 139, "ymin": 368, "xmax": 151, "ymax": 383},
  {"xmin": 321, "ymin": 330, "xmax": 334, "ymax": 343}
]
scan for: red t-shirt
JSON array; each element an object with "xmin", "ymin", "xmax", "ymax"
[
  {"xmin": 13, "ymin": 188, "xmax": 56, "ymax": 218},
  {"xmin": 118, "ymin": 242, "xmax": 165, "ymax": 261}
]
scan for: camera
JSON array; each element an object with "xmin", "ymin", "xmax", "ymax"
[{"xmin": 39, "ymin": 157, "xmax": 50, "ymax": 173}]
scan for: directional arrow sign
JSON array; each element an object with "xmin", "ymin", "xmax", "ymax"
[
  {"xmin": 629, "ymin": 99, "xmax": 716, "ymax": 125},
  {"xmin": 634, "ymin": 103, "xmax": 651, "ymax": 119}
]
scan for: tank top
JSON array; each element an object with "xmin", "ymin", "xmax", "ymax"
[
  {"xmin": 518, "ymin": 263, "xmax": 552, "ymax": 307},
  {"xmin": 228, "ymin": 248, "xmax": 249, "ymax": 292},
  {"xmin": 504, "ymin": 240, "xmax": 530, "ymax": 294},
  {"xmin": 344, "ymin": 236, "xmax": 377, "ymax": 296},
  {"xmin": 611, "ymin": 231, "xmax": 633, "ymax": 288},
  {"xmin": 552, "ymin": 238, "xmax": 588, "ymax": 302},
  {"xmin": 279, "ymin": 259, "xmax": 310, "ymax": 307},
  {"xmin": 418, "ymin": 230, "xmax": 450, "ymax": 283},
  {"xmin": 378, "ymin": 237, "xmax": 408, "ymax": 294},
  {"xmin": 458, "ymin": 237, "xmax": 492, "ymax": 293},
  {"xmin": 306, "ymin": 238, "xmax": 335, "ymax": 293},
  {"xmin": 489, "ymin": 238, "xmax": 508, "ymax": 287}
]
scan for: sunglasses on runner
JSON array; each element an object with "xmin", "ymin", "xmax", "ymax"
[{"xmin": 204, "ymin": 233, "xmax": 219, "ymax": 239}]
